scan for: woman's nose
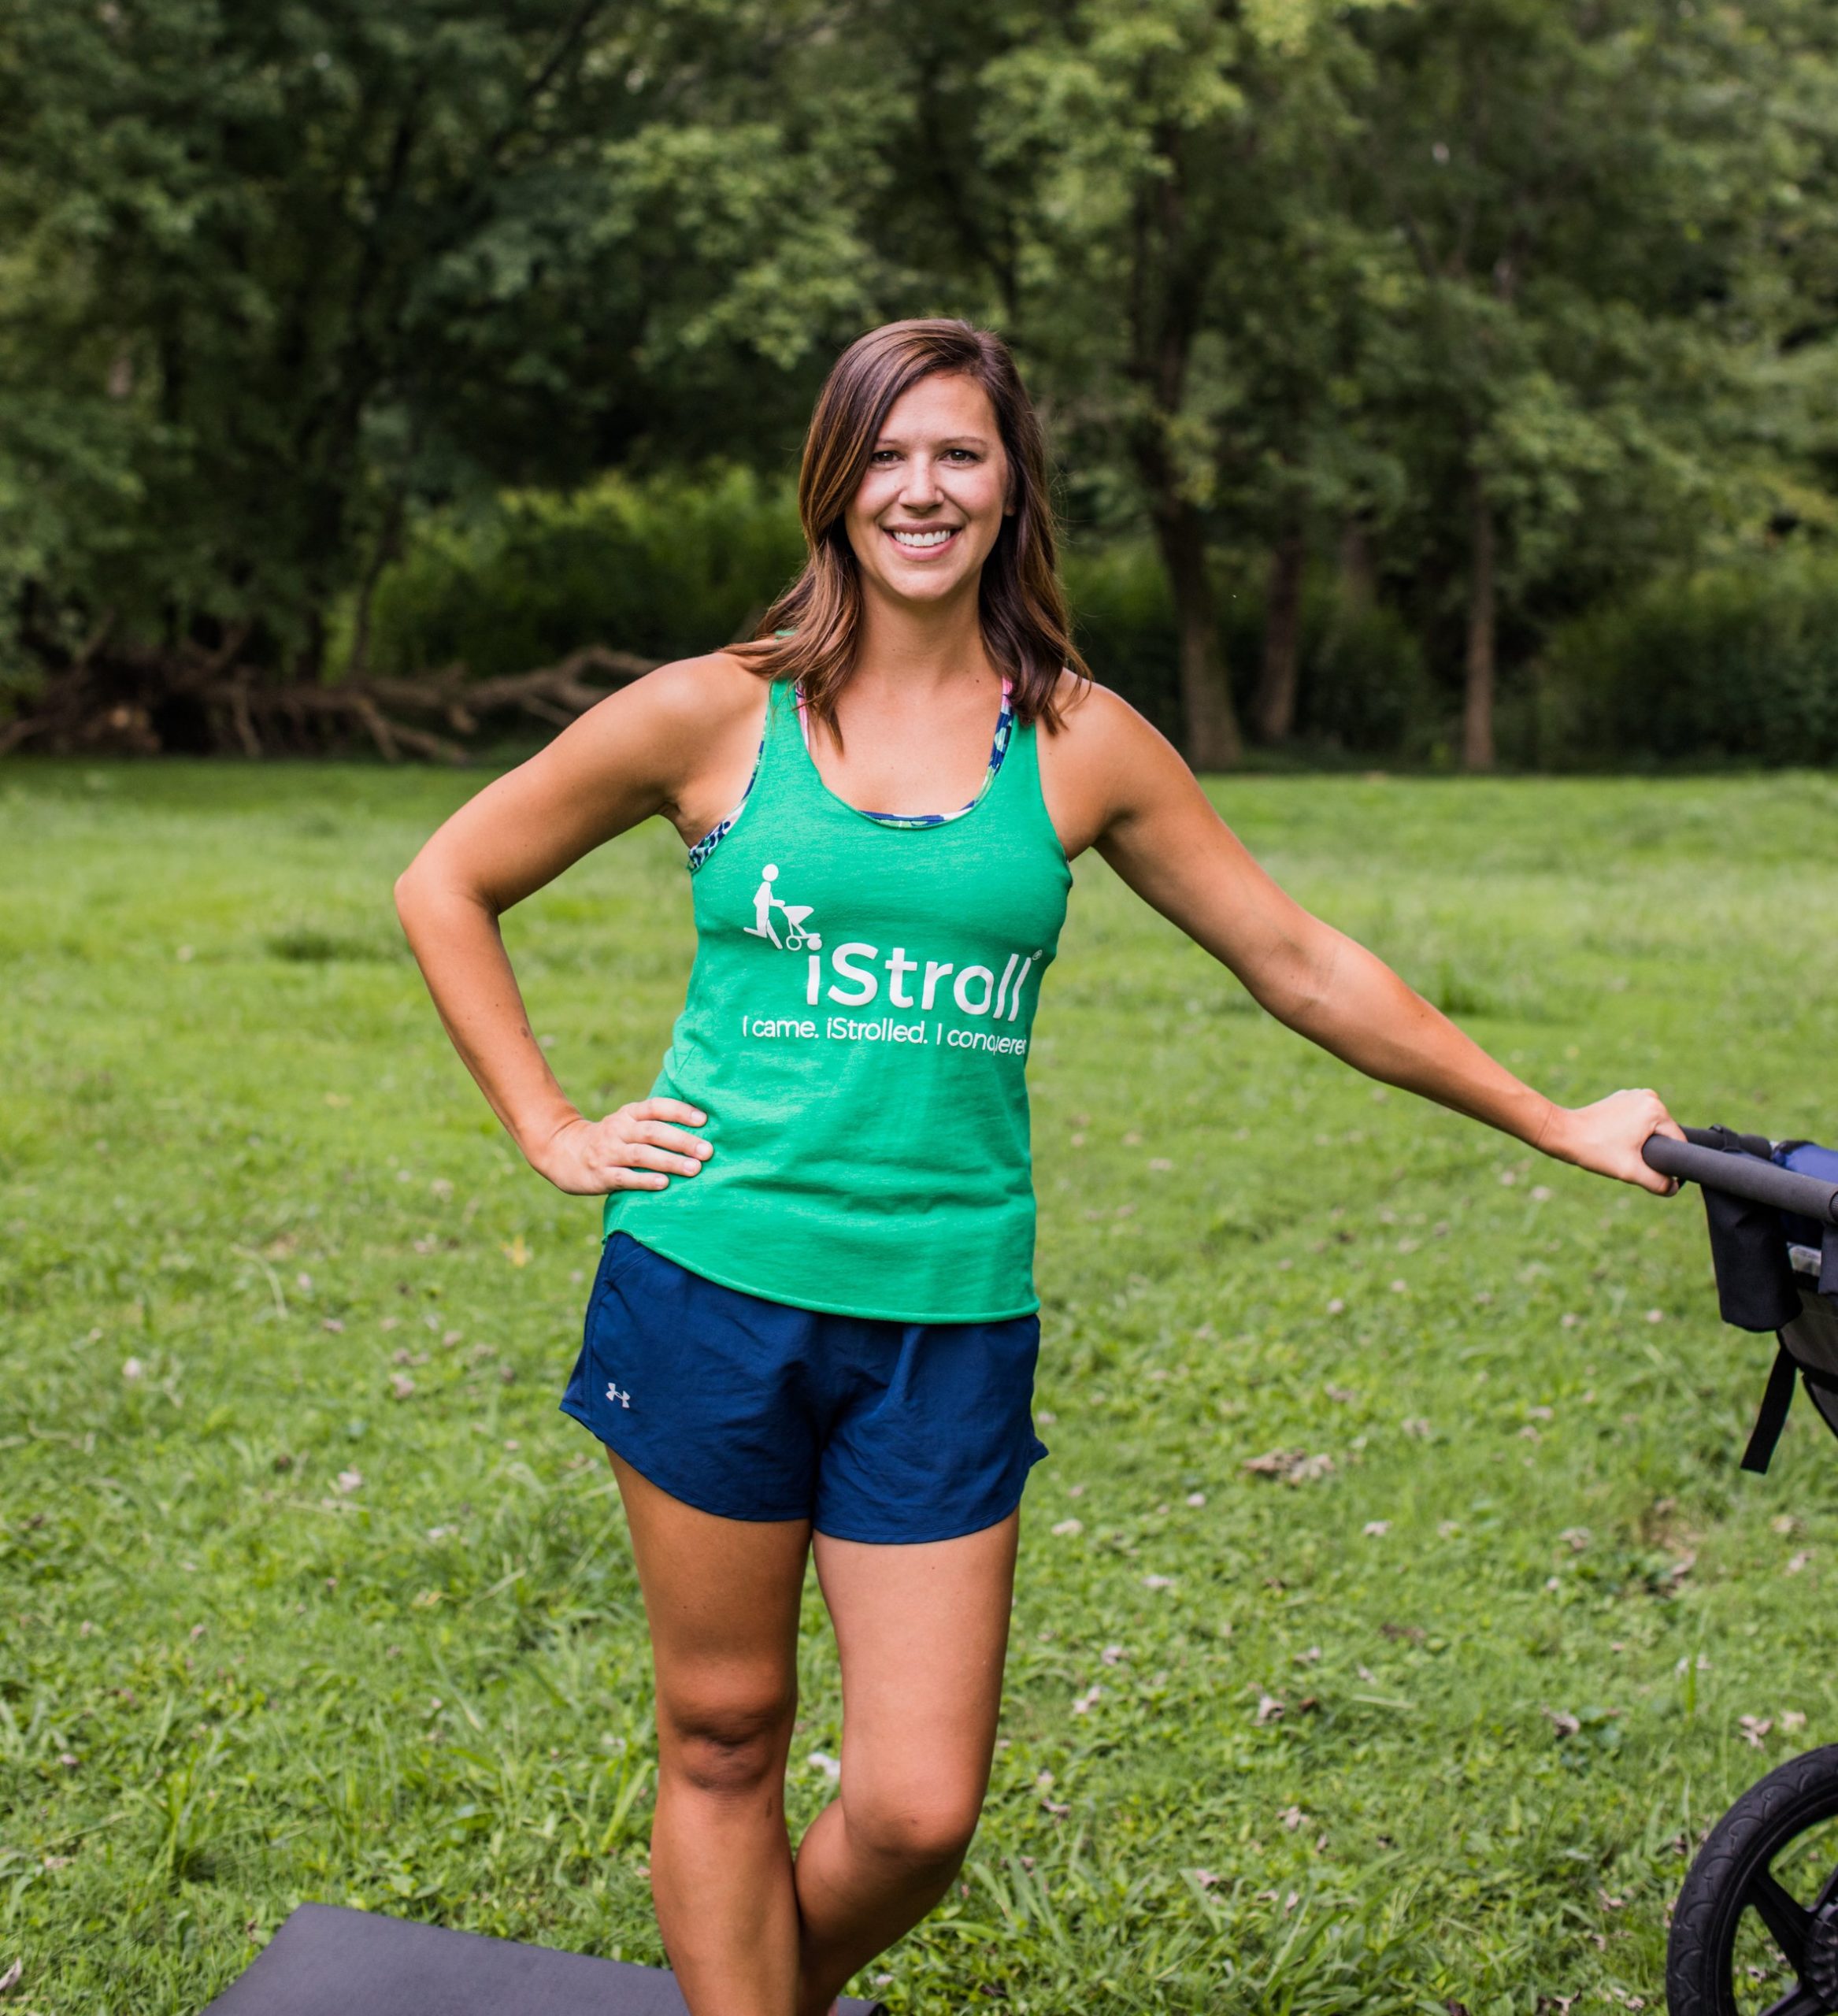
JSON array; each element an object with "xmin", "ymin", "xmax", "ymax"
[{"xmin": 899, "ymin": 453, "xmax": 943, "ymax": 507}]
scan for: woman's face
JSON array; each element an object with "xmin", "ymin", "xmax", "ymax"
[{"xmin": 843, "ymin": 372, "xmax": 1012, "ymax": 611}]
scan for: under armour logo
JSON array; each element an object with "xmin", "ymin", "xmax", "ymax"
[{"xmin": 606, "ymin": 1381, "xmax": 632, "ymax": 1410}]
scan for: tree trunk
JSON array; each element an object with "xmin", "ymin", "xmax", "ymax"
[
  {"xmin": 1149, "ymin": 498, "xmax": 1242, "ymax": 771},
  {"xmin": 295, "ymin": 606, "xmax": 327, "ymax": 687},
  {"xmin": 346, "ymin": 487, "xmax": 408, "ymax": 680},
  {"xmin": 1337, "ymin": 517, "xmax": 1375, "ymax": 614},
  {"xmin": 1462, "ymin": 468, "xmax": 1496, "ymax": 773},
  {"xmin": 1251, "ymin": 526, "xmax": 1306, "ymax": 743}
]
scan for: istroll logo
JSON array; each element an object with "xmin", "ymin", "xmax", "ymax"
[
  {"xmin": 743, "ymin": 864, "xmax": 821, "ymax": 951},
  {"xmin": 738, "ymin": 858, "xmax": 1046, "ymax": 1052}
]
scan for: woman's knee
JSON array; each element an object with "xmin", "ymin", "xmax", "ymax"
[
  {"xmin": 659, "ymin": 1682, "xmax": 795, "ymax": 1799},
  {"xmin": 844, "ymin": 1781, "xmax": 984, "ymax": 1873}
]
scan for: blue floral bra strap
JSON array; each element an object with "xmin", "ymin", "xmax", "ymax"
[
  {"xmin": 795, "ymin": 677, "xmax": 1014, "ymax": 827},
  {"xmin": 686, "ymin": 777, "xmax": 754, "ymax": 874}
]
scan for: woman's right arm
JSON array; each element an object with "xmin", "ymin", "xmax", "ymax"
[{"xmin": 392, "ymin": 654, "xmax": 762, "ymax": 1196}]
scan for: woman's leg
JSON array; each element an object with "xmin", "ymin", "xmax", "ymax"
[
  {"xmin": 610, "ymin": 1451, "xmax": 813, "ymax": 2016},
  {"xmin": 792, "ymin": 1513, "xmax": 1021, "ymax": 2016}
]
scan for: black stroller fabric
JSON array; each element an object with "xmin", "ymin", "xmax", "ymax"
[
  {"xmin": 1700, "ymin": 1184, "xmax": 1803, "ymax": 1333},
  {"xmin": 200, "ymin": 1904, "xmax": 888, "ymax": 2016},
  {"xmin": 1690, "ymin": 1129, "xmax": 1838, "ymax": 1473}
]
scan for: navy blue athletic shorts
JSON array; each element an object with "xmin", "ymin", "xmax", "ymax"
[{"xmin": 560, "ymin": 1232, "xmax": 1048, "ymax": 1544}]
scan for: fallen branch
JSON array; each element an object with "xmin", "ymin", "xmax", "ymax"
[{"xmin": 2, "ymin": 643, "xmax": 661, "ymax": 762}]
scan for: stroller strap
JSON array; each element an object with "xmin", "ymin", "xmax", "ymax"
[
  {"xmin": 1741, "ymin": 1342, "xmax": 1801, "ymax": 1474},
  {"xmin": 1742, "ymin": 1341, "xmax": 1838, "ymax": 1476}
]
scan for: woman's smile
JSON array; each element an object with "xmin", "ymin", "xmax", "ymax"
[{"xmin": 886, "ymin": 524, "xmax": 961, "ymax": 552}]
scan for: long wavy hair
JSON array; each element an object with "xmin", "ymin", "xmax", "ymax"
[{"xmin": 733, "ymin": 319, "xmax": 1087, "ymax": 732}]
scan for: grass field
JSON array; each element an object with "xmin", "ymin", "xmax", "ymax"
[{"xmin": 5, "ymin": 761, "xmax": 1838, "ymax": 2016}]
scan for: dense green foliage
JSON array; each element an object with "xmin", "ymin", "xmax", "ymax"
[
  {"xmin": 0, "ymin": 0, "xmax": 868, "ymax": 661},
  {"xmin": 365, "ymin": 496, "xmax": 1438, "ymax": 759},
  {"xmin": 6, "ymin": 765, "xmax": 1838, "ymax": 2010},
  {"xmin": 1537, "ymin": 557, "xmax": 1838, "ymax": 769},
  {"xmin": 5, "ymin": 1, "xmax": 1838, "ymax": 763},
  {"xmin": 358, "ymin": 470, "xmax": 805, "ymax": 680}
]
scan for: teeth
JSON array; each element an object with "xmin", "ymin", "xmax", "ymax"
[{"xmin": 891, "ymin": 528, "xmax": 955, "ymax": 548}]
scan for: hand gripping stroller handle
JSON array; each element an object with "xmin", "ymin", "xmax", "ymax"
[{"xmin": 1642, "ymin": 1133, "xmax": 1838, "ymax": 1226}]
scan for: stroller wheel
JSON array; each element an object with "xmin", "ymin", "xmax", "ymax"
[{"xmin": 1668, "ymin": 1744, "xmax": 1838, "ymax": 2014}]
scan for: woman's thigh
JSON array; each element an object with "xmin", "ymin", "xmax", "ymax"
[
  {"xmin": 813, "ymin": 1513, "xmax": 1019, "ymax": 1844},
  {"xmin": 610, "ymin": 1452, "xmax": 812, "ymax": 1744}
]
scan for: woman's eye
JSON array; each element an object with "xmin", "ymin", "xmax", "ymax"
[{"xmin": 869, "ymin": 450, "xmax": 899, "ymax": 465}]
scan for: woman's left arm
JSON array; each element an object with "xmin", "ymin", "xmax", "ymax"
[{"xmin": 1050, "ymin": 687, "xmax": 1682, "ymax": 1194}]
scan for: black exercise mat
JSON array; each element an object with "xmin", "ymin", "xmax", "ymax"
[{"xmin": 202, "ymin": 1903, "xmax": 887, "ymax": 2015}]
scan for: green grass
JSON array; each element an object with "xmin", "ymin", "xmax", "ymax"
[{"xmin": 5, "ymin": 761, "xmax": 1838, "ymax": 2015}]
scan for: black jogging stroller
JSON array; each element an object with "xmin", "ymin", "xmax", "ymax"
[{"xmin": 1643, "ymin": 1128, "xmax": 1838, "ymax": 2015}]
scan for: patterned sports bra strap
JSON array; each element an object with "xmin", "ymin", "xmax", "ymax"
[
  {"xmin": 793, "ymin": 678, "xmax": 1017, "ymax": 828},
  {"xmin": 792, "ymin": 676, "xmax": 1013, "ymax": 750}
]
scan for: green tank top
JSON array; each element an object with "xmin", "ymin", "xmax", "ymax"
[{"xmin": 605, "ymin": 676, "xmax": 1072, "ymax": 1321}]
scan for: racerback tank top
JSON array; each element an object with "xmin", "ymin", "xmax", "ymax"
[{"xmin": 606, "ymin": 676, "xmax": 1072, "ymax": 1321}]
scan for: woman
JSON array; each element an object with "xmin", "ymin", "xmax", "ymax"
[{"xmin": 395, "ymin": 318, "xmax": 1681, "ymax": 2016}]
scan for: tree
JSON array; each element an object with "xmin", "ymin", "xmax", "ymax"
[
  {"xmin": 930, "ymin": 4, "xmax": 1342, "ymax": 765},
  {"xmin": 1344, "ymin": 0, "xmax": 1824, "ymax": 768},
  {"xmin": 865, "ymin": 1, "xmax": 1415, "ymax": 769},
  {"xmin": 0, "ymin": 0, "xmax": 886, "ymax": 752},
  {"xmin": 6, "ymin": 0, "xmax": 1837, "ymax": 768}
]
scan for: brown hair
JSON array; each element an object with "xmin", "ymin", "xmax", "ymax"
[{"xmin": 733, "ymin": 318, "xmax": 1087, "ymax": 732}]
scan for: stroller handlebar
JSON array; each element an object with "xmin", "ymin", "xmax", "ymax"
[{"xmin": 1642, "ymin": 1133, "xmax": 1838, "ymax": 1227}]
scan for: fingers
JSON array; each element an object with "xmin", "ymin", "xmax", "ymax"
[
  {"xmin": 587, "ymin": 1101, "xmax": 716, "ymax": 1187},
  {"xmin": 1634, "ymin": 1088, "xmax": 1683, "ymax": 1189},
  {"xmin": 620, "ymin": 1136, "xmax": 705, "ymax": 1178},
  {"xmin": 1550, "ymin": 1088, "xmax": 1683, "ymax": 1196},
  {"xmin": 636, "ymin": 1097, "xmax": 706, "ymax": 1128},
  {"xmin": 618, "ymin": 1115, "xmax": 710, "ymax": 1177},
  {"xmin": 541, "ymin": 1148, "xmax": 669, "ymax": 1195},
  {"xmin": 1627, "ymin": 1088, "xmax": 1678, "ymax": 1125},
  {"xmin": 533, "ymin": 1103, "xmax": 712, "ymax": 1196},
  {"xmin": 631, "ymin": 1118, "xmax": 713, "ymax": 1164},
  {"xmin": 584, "ymin": 1128, "xmax": 669, "ymax": 1188},
  {"xmin": 1623, "ymin": 1088, "xmax": 1681, "ymax": 1194}
]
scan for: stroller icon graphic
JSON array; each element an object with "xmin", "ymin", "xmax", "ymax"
[{"xmin": 743, "ymin": 863, "xmax": 823, "ymax": 951}]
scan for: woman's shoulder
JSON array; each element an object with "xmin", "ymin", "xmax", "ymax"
[
  {"xmin": 1043, "ymin": 669, "xmax": 1164, "ymax": 758},
  {"xmin": 557, "ymin": 650, "xmax": 771, "ymax": 817},
  {"xmin": 1034, "ymin": 671, "xmax": 1188, "ymax": 855},
  {"xmin": 630, "ymin": 648, "xmax": 775, "ymax": 732},
  {"xmin": 595, "ymin": 651, "xmax": 776, "ymax": 839}
]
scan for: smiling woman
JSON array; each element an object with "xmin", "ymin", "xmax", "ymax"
[
  {"xmin": 731, "ymin": 318, "xmax": 1085, "ymax": 743},
  {"xmin": 393, "ymin": 316, "xmax": 1683, "ymax": 2016}
]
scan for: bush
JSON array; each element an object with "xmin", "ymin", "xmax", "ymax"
[
  {"xmin": 1062, "ymin": 541, "xmax": 1181, "ymax": 736},
  {"xmin": 362, "ymin": 466, "xmax": 806, "ymax": 680},
  {"xmin": 1537, "ymin": 556, "xmax": 1838, "ymax": 766},
  {"xmin": 1291, "ymin": 595, "xmax": 1440, "ymax": 760}
]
